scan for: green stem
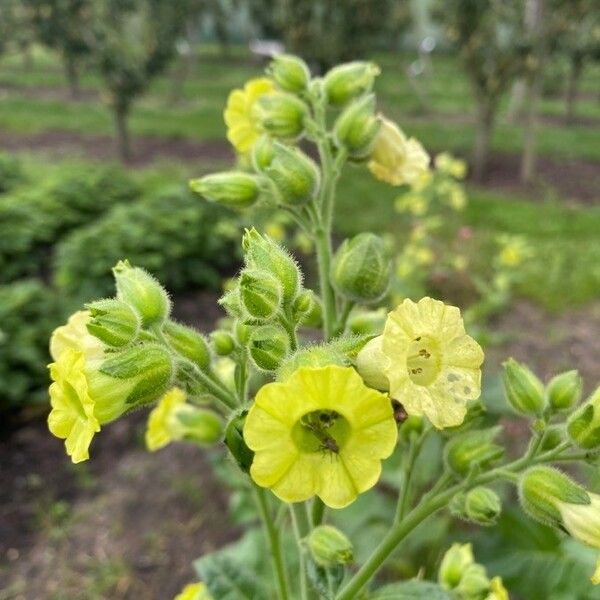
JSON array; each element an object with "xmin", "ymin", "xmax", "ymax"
[
  {"xmin": 188, "ymin": 362, "xmax": 238, "ymax": 411},
  {"xmin": 254, "ymin": 486, "xmax": 290, "ymax": 600},
  {"xmin": 290, "ymin": 502, "xmax": 311, "ymax": 600},
  {"xmin": 394, "ymin": 431, "xmax": 428, "ymax": 523},
  {"xmin": 312, "ymin": 497, "xmax": 326, "ymax": 527},
  {"xmin": 315, "ymin": 225, "xmax": 336, "ymax": 341},
  {"xmin": 336, "ymin": 443, "xmax": 573, "ymax": 599}
]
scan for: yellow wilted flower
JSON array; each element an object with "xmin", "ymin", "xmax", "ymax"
[
  {"xmin": 357, "ymin": 298, "xmax": 483, "ymax": 429},
  {"xmin": 243, "ymin": 365, "xmax": 397, "ymax": 508},
  {"xmin": 368, "ymin": 117, "xmax": 430, "ymax": 186},
  {"xmin": 224, "ymin": 78, "xmax": 275, "ymax": 154},
  {"xmin": 174, "ymin": 582, "xmax": 212, "ymax": 600}
]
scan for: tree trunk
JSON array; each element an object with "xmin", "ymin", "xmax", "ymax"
[
  {"xmin": 506, "ymin": 78, "xmax": 526, "ymax": 123},
  {"xmin": 520, "ymin": 0, "xmax": 546, "ymax": 183},
  {"xmin": 113, "ymin": 104, "xmax": 132, "ymax": 162},
  {"xmin": 565, "ymin": 54, "xmax": 583, "ymax": 124},
  {"xmin": 64, "ymin": 55, "xmax": 80, "ymax": 99},
  {"xmin": 472, "ymin": 99, "xmax": 495, "ymax": 181}
]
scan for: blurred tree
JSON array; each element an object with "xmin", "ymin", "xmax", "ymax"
[
  {"xmin": 25, "ymin": 0, "xmax": 92, "ymax": 97},
  {"xmin": 0, "ymin": 0, "xmax": 37, "ymax": 69},
  {"xmin": 438, "ymin": 0, "xmax": 526, "ymax": 180},
  {"xmin": 88, "ymin": 0, "xmax": 188, "ymax": 161},
  {"xmin": 248, "ymin": 0, "xmax": 407, "ymax": 71},
  {"xmin": 549, "ymin": 0, "xmax": 600, "ymax": 123}
]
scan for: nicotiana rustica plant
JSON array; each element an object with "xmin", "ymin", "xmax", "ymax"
[{"xmin": 46, "ymin": 54, "xmax": 600, "ymax": 600}]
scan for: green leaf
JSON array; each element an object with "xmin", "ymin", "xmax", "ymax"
[{"xmin": 369, "ymin": 580, "xmax": 452, "ymax": 599}]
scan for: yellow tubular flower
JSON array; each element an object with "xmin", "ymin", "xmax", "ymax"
[
  {"xmin": 50, "ymin": 310, "xmax": 105, "ymax": 362},
  {"xmin": 224, "ymin": 78, "xmax": 275, "ymax": 154},
  {"xmin": 358, "ymin": 297, "xmax": 483, "ymax": 429},
  {"xmin": 174, "ymin": 582, "xmax": 212, "ymax": 600},
  {"xmin": 146, "ymin": 387, "xmax": 186, "ymax": 451},
  {"xmin": 244, "ymin": 365, "xmax": 398, "ymax": 509},
  {"xmin": 487, "ymin": 576, "xmax": 509, "ymax": 600},
  {"xmin": 368, "ymin": 116, "xmax": 430, "ymax": 187}
]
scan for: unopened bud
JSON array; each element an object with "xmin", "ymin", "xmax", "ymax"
[
  {"xmin": 547, "ymin": 369, "xmax": 582, "ymax": 411},
  {"xmin": 251, "ymin": 135, "xmax": 276, "ymax": 172},
  {"xmin": 323, "ymin": 61, "xmax": 380, "ymax": 106},
  {"xmin": 189, "ymin": 172, "xmax": 262, "ymax": 208},
  {"xmin": 163, "ymin": 321, "xmax": 210, "ymax": 370},
  {"xmin": 267, "ymin": 54, "xmax": 310, "ymax": 93},
  {"xmin": 239, "ymin": 269, "xmax": 282, "ymax": 320},
  {"xmin": 456, "ymin": 564, "xmax": 490, "ymax": 599},
  {"xmin": 519, "ymin": 466, "xmax": 590, "ymax": 527},
  {"xmin": 113, "ymin": 261, "xmax": 170, "ymax": 328},
  {"xmin": 356, "ymin": 336, "xmax": 389, "ymax": 391},
  {"xmin": 348, "ymin": 308, "xmax": 386, "ymax": 335},
  {"xmin": 502, "ymin": 358, "xmax": 545, "ymax": 416},
  {"xmin": 451, "ymin": 487, "xmax": 501, "ymax": 526},
  {"xmin": 293, "ymin": 289, "xmax": 322, "ymax": 327},
  {"xmin": 331, "ymin": 233, "xmax": 390, "ymax": 303},
  {"xmin": 333, "ymin": 94, "xmax": 380, "ymax": 159},
  {"xmin": 86, "ymin": 298, "xmax": 139, "ymax": 347},
  {"xmin": 219, "ymin": 288, "xmax": 243, "ymax": 319},
  {"xmin": 308, "ymin": 525, "xmax": 353, "ymax": 568},
  {"xmin": 242, "ymin": 228, "xmax": 301, "ymax": 302},
  {"xmin": 439, "ymin": 543, "xmax": 474, "ymax": 589},
  {"xmin": 266, "ymin": 143, "xmax": 320, "ymax": 206},
  {"xmin": 211, "ymin": 330, "xmax": 235, "ymax": 356},
  {"xmin": 444, "ymin": 428, "xmax": 504, "ymax": 475},
  {"xmin": 277, "ymin": 345, "xmax": 348, "ymax": 382},
  {"xmin": 541, "ymin": 426, "xmax": 564, "ymax": 451},
  {"xmin": 99, "ymin": 343, "xmax": 173, "ymax": 409},
  {"xmin": 249, "ymin": 325, "xmax": 290, "ymax": 371},
  {"xmin": 567, "ymin": 387, "xmax": 600, "ymax": 449},
  {"xmin": 398, "ymin": 415, "xmax": 424, "ymax": 442},
  {"xmin": 226, "ymin": 410, "xmax": 254, "ymax": 472},
  {"xmin": 253, "ymin": 92, "xmax": 306, "ymax": 140}
]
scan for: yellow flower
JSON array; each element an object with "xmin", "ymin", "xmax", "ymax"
[
  {"xmin": 487, "ymin": 576, "xmax": 509, "ymax": 600},
  {"xmin": 435, "ymin": 152, "xmax": 467, "ymax": 180},
  {"xmin": 368, "ymin": 117, "xmax": 430, "ymax": 186},
  {"xmin": 174, "ymin": 582, "xmax": 212, "ymax": 600},
  {"xmin": 50, "ymin": 310, "xmax": 104, "ymax": 362},
  {"xmin": 145, "ymin": 387, "xmax": 223, "ymax": 451},
  {"xmin": 357, "ymin": 298, "xmax": 483, "ymax": 429},
  {"xmin": 224, "ymin": 77, "xmax": 275, "ymax": 154},
  {"xmin": 244, "ymin": 365, "xmax": 397, "ymax": 508}
]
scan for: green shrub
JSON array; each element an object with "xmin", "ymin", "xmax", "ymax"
[
  {"xmin": 0, "ymin": 280, "xmax": 60, "ymax": 415},
  {"xmin": 54, "ymin": 186, "xmax": 241, "ymax": 301},
  {"xmin": 0, "ymin": 165, "xmax": 140, "ymax": 282},
  {"xmin": 0, "ymin": 153, "xmax": 26, "ymax": 194}
]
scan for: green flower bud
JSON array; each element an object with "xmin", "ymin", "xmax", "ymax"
[
  {"xmin": 333, "ymin": 94, "xmax": 381, "ymax": 159},
  {"xmin": 113, "ymin": 261, "xmax": 170, "ymax": 327},
  {"xmin": 331, "ymin": 233, "xmax": 390, "ymax": 303},
  {"xmin": 293, "ymin": 289, "xmax": 322, "ymax": 327},
  {"xmin": 99, "ymin": 343, "xmax": 173, "ymax": 409},
  {"xmin": 323, "ymin": 61, "xmax": 380, "ymax": 106},
  {"xmin": 444, "ymin": 428, "xmax": 504, "ymax": 476},
  {"xmin": 567, "ymin": 387, "xmax": 600, "ymax": 449},
  {"xmin": 235, "ymin": 321, "xmax": 251, "ymax": 345},
  {"xmin": 253, "ymin": 92, "xmax": 306, "ymax": 140},
  {"xmin": 86, "ymin": 298, "xmax": 140, "ymax": 347},
  {"xmin": 267, "ymin": 54, "xmax": 310, "ymax": 93},
  {"xmin": 277, "ymin": 345, "xmax": 348, "ymax": 381},
  {"xmin": 239, "ymin": 269, "xmax": 282, "ymax": 320},
  {"xmin": 356, "ymin": 336, "xmax": 389, "ymax": 391},
  {"xmin": 210, "ymin": 330, "xmax": 235, "ymax": 356},
  {"xmin": 398, "ymin": 415, "xmax": 424, "ymax": 442},
  {"xmin": 251, "ymin": 135, "xmax": 276, "ymax": 172},
  {"xmin": 519, "ymin": 466, "xmax": 590, "ymax": 527},
  {"xmin": 541, "ymin": 426, "xmax": 564, "ymax": 451},
  {"xmin": 219, "ymin": 288, "xmax": 243, "ymax": 318},
  {"xmin": 226, "ymin": 410, "xmax": 254, "ymax": 473},
  {"xmin": 456, "ymin": 564, "xmax": 490, "ymax": 600},
  {"xmin": 502, "ymin": 358, "xmax": 545, "ymax": 416},
  {"xmin": 266, "ymin": 143, "xmax": 320, "ymax": 206},
  {"xmin": 189, "ymin": 172, "xmax": 262, "ymax": 209},
  {"xmin": 242, "ymin": 228, "xmax": 302, "ymax": 302},
  {"xmin": 463, "ymin": 487, "xmax": 502, "ymax": 526},
  {"xmin": 308, "ymin": 525, "xmax": 353, "ymax": 568},
  {"xmin": 547, "ymin": 369, "xmax": 582, "ymax": 411},
  {"xmin": 163, "ymin": 321, "xmax": 210, "ymax": 370},
  {"xmin": 172, "ymin": 405, "xmax": 223, "ymax": 446},
  {"xmin": 249, "ymin": 324, "xmax": 290, "ymax": 371},
  {"xmin": 439, "ymin": 543, "xmax": 474, "ymax": 590},
  {"xmin": 348, "ymin": 308, "xmax": 386, "ymax": 335}
]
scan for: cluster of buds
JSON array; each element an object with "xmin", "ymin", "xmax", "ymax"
[
  {"xmin": 47, "ymin": 261, "xmax": 225, "ymax": 463},
  {"xmin": 502, "ymin": 359, "xmax": 582, "ymax": 417},
  {"xmin": 439, "ymin": 544, "xmax": 508, "ymax": 599}
]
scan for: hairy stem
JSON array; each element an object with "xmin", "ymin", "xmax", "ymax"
[{"xmin": 254, "ymin": 486, "xmax": 290, "ymax": 600}]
